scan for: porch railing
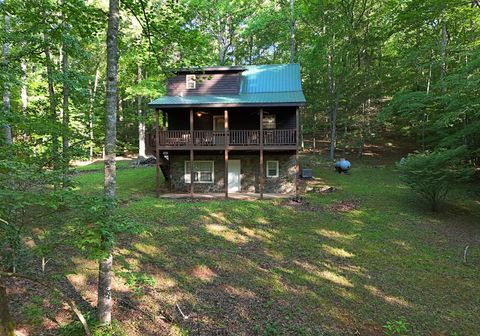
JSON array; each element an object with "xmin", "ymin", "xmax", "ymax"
[{"xmin": 155, "ymin": 129, "xmax": 296, "ymax": 147}]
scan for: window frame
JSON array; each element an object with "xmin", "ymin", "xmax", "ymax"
[
  {"xmin": 184, "ymin": 160, "xmax": 214, "ymax": 184},
  {"xmin": 186, "ymin": 74, "xmax": 196, "ymax": 89},
  {"xmin": 266, "ymin": 160, "xmax": 279, "ymax": 178}
]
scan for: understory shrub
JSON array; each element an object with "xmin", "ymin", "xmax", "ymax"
[{"xmin": 397, "ymin": 146, "xmax": 473, "ymax": 211}]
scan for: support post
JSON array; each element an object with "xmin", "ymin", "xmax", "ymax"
[
  {"xmin": 190, "ymin": 109, "xmax": 194, "ymax": 198},
  {"xmin": 155, "ymin": 109, "xmax": 161, "ymax": 197},
  {"xmin": 224, "ymin": 109, "xmax": 229, "ymax": 199},
  {"xmin": 259, "ymin": 108, "xmax": 264, "ymax": 199},
  {"xmin": 295, "ymin": 107, "xmax": 300, "ymax": 199},
  {"xmin": 224, "ymin": 150, "xmax": 229, "ymax": 199},
  {"xmin": 162, "ymin": 110, "xmax": 172, "ymax": 192}
]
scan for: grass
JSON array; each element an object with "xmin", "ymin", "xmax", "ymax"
[
  {"xmin": 73, "ymin": 159, "xmax": 133, "ymax": 172},
  {"xmin": 46, "ymin": 155, "xmax": 480, "ymax": 335}
]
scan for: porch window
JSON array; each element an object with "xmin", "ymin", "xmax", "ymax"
[
  {"xmin": 262, "ymin": 115, "xmax": 276, "ymax": 129},
  {"xmin": 185, "ymin": 161, "xmax": 214, "ymax": 183},
  {"xmin": 266, "ymin": 160, "xmax": 279, "ymax": 178},
  {"xmin": 186, "ymin": 74, "xmax": 196, "ymax": 89}
]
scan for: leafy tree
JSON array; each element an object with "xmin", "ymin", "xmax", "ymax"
[{"xmin": 397, "ymin": 147, "xmax": 474, "ymax": 211}]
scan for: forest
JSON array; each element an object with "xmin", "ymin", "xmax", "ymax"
[{"xmin": 1, "ymin": 0, "xmax": 479, "ymax": 335}]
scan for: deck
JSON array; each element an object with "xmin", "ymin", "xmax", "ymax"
[{"xmin": 155, "ymin": 129, "xmax": 297, "ymax": 150}]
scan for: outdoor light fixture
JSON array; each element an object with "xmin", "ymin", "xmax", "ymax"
[{"xmin": 196, "ymin": 111, "xmax": 207, "ymax": 117}]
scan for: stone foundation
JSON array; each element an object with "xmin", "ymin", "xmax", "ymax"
[{"xmin": 169, "ymin": 152, "xmax": 296, "ymax": 193}]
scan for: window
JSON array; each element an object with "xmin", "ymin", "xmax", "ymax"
[
  {"xmin": 213, "ymin": 116, "xmax": 225, "ymax": 131},
  {"xmin": 185, "ymin": 161, "xmax": 214, "ymax": 183},
  {"xmin": 266, "ymin": 161, "xmax": 279, "ymax": 178},
  {"xmin": 186, "ymin": 74, "xmax": 196, "ymax": 89},
  {"xmin": 262, "ymin": 115, "xmax": 276, "ymax": 129}
]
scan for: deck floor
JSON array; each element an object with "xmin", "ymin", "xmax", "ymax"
[{"xmin": 159, "ymin": 193, "xmax": 293, "ymax": 200}]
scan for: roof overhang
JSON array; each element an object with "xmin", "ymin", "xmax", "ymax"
[
  {"xmin": 173, "ymin": 66, "xmax": 246, "ymax": 74},
  {"xmin": 148, "ymin": 102, "xmax": 306, "ymax": 109}
]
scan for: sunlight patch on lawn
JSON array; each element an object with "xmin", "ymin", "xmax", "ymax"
[
  {"xmin": 67, "ymin": 273, "xmax": 87, "ymax": 287},
  {"xmin": 392, "ymin": 240, "xmax": 411, "ymax": 251},
  {"xmin": 239, "ymin": 227, "xmax": 274, "ymax": 242},
  {"xmin": 222, "ymin": 284, "xmax": 257, "ymax": 299},
  {"xmin": 191, "ymin": 265, "xmax": 218, "ymax": 282},
  {"xmin": 205, "ymin": 223, "xmax": 249, "ymax": 244},
  {"xmin": 316, "ymin": 229, "xmax": 356, "ymax": 241},
  {"xmin": 364, "ymin": 285, "xmax": 412, "ymax": 308},
  {"xmin": 255, "ymin": 217, "xmax": 270, "ymax": 224},
  {"xmin": 133, "ymin": 243, "xmax": 159, "ymax": 255},
  {"xmin": 322, "ymin": 245, "xmax": 355, "ymax": 258},
  {"xmin": 201, "ymin": 211, "xmax": 229, "ymax": 224},
  {"xmin": 334, "ymin": 287, "xmax": 357, "ymax": 301},
  {"xmin": 295, "ymin": 260, "xmax": 354, "ymax": 288},
  {"xmin": 319, "ymin": 270, "xmax": 354, "ymax": 288}
]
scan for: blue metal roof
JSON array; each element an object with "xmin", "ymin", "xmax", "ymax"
[
  {"xmin": 240, "ymin": 64, "xmax": 303, "ymax": 94},
  {"xmin": 149, "ymin": 63, "xmax": 305, "ymax": 108}
]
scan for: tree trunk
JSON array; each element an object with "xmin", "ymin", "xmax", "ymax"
[
  {"xmin": 43, "ymin": 34, "xmax": 58, "ymax": 170},
  {"xmin": 137, "ymin": 65, "xmax": 146, "ymax": 159},
  {"xmin": 61, "ymin": 3, "xmax": 69, "ymax": 169},
  {"xmin": 440, "ymin": 18, "xmax": 447, "ymax": 89},
  {"xmin": 20, "ymin": 60, "xmax": 28, "ymax": 113},
  {"xmin": 89, "ymin": 67, "xmax": 100, "ymax": 161},
  {"xmin": 98, "ymin": 0, "xmax": 119, "ymax": 326},
  {"xmin": 2, "ymin": 14, "xmax": 12, "ymax": 145},
  {"xmin": 327, "ymin": 44, "xmax": 337, "ymax": 161},
  {"xmin": 0, "ymin": 277, "xmax": 15, "ymax": 336},
  {"xmin": 289, "ymin": 0, "xmax": 295, "ymax": 63}
]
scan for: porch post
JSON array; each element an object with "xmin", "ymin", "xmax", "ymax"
[
  {"xmin": 162, "ymin": 110, "xmax": 172, "ymax": 192},
  {"xmin": 224, "ymin": 109, "xmax": 229, "ymax": 199},
  {"xmin": 259, "ymin": 108, "xmax": 264, "ymax": 199},
  {"xmin": 295, "ymin": 107, "xmax": 300, "ymax": 199},
  {"xmin": 190, "ymin": 108, "xmax": 194, "ymax": 198},
  {"xmin": 155, "ymin": 109, "xmax": 161, "ymax": 197}
]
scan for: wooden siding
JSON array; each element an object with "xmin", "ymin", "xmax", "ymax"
[{"xmin": 167, "ymin": 73, "xmax": 241, "ymax": 96}]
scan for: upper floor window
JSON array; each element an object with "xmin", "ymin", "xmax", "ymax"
[{"xmin": 186, "ymin": 74, "xmax": 196, "ymax": 89}]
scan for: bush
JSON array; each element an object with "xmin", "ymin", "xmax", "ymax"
[{"xmin": 397, "ymin": 147, "xmax": 473, "ymax": 211}]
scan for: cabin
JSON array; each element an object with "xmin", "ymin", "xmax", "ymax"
[{"xmin": 147, "ymin": 63, "xmax": 306, "ymax": 198}]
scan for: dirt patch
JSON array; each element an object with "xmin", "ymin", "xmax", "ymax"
[{"xmin": 331, "ymin": 199, "xmax": 360, "ymax": 212}]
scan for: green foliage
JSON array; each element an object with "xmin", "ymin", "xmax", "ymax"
[
  {"xmin": 22, "ymin": 296, "xmax": 44, "ymax": 326},
  {"xmin": 114, "ymin": 268, "xmax": 156, "ymax": 296},
  {"xmin": 397, "ymin": 147, "xmax": 474, "ymax": 211},
  {"xmin": 383, "ymin": 318, "xmax": 409, "ymax": 336},
  {"xmin": 59, "ymin": 314, "xmax": 127, "ymax": 336}
]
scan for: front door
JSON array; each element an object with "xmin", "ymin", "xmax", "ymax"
[{"xmin": 228, "ymin": 160, "xmax": 241, "ymax": 192}]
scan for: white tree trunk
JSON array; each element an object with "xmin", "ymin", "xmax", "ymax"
[
  {"xmin": 98, "ymin": 0, "xmax": 119, "ymax": 326},
  {"xmin": 137, "ymin": 65, "xmax": 146, "ymax": 159},
  {"xmin": 89, "ymin": 67, "xmax": 100, "ymax": 161},
  {"xmin": 20, "ymin": 60, "xmax": 28, "ymax": 113},
  {"xmin": 2, "ymin": 14, "xmax": 12, "ymax": 145},
  {"xmin": 43, "ymin": 34, "xmax": 58, "ymax": 170},
  {"xmin": 61, "ymin": 3, "xmax": 69, "ymax": 163}
]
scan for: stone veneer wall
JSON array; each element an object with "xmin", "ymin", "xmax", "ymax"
[{"xmin": 169, "ymin": 153, "xmax": 296, "ymax": 193}]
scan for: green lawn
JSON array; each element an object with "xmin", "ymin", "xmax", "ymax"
[
  {"xmin": 71, "ymin": 155, "xmax": 480, "ymax": 335},
  {"xmin": 73, "ymin": 158, "xmax": 133, "ymax": 172}
]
